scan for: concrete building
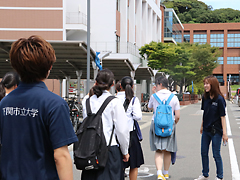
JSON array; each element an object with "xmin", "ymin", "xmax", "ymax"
[
  {"xmin": 0, "ymin": 0, "xmax": 168, "ymax": 100},
  {"xmin": 66, "ymin": 0, "xmax": 163, "ymax": 98},
  {"xmin": 183, "ymin": 23, "xmax": 240, "ymax": 97},
  {"xmin": 0, "ymin": 0, "xmax": 97, "ymax": 99}
]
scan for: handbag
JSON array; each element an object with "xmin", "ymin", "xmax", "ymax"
[{"xmin": 134, "ymin": 120, "xmax": 143, "ymax": 141}]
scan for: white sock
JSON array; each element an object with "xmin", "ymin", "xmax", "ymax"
[
  {"xmin": 157, "ymin": 170, "xmax": 163, "ymax": 176},
  {"xmin": 163, "ymin": 170, "xmax": 168, "ymax": 175}
]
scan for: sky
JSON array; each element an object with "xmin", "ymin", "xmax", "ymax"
[{"xmin": 198, "ymin": 0, "xmax": 240, "ymax": 11}]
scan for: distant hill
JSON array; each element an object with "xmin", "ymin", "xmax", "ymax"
[{"xmin": 162, "ymin": 0, "xmax": 240, "ymax": 23}]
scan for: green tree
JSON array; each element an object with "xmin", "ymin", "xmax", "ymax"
[
  {"xmin": 139, "ymin": 42, "xmax": 221, "ymax": 93},
  {"xmin": 162, "ymin": 0, "xmax": 240, "ymax": 24}
]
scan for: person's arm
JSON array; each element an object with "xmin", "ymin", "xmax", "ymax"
[
  {"xmin": 221, "ymin": 116, "xmax": 228, "ymax": 143},
  {"xmin": 113, "ymin": 99, "xmax": 130, "ymax": 157},
  {"xmin": 131, "ymin": 97, "xmax": 142, "ymax": 121},
  {"xmin": 148, "ymin": 86, "xmax": 157, "ymax": 111},
  {"xmin": 54, "ymin": 145, "xmax": 73, "ymax": 180},
  {"xmin": 174, "ymin": 109, "xmax": 180, "ymax": 124},
  {"xmin": 200, "ymin": 120, "xmax": 203, "ymax": 134}
]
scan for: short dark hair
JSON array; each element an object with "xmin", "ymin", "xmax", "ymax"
[
  {"xmin": 9, "ymin": 35, "xmax": 56, "ymax": 83},
  {"xmin": 155, "ymin": 76, "xmax": 169, "ymax": 88}
]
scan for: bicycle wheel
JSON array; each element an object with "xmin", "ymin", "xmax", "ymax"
[{"xmin": 73, "ymin": 114, "xmax": 79, "ymax": 133}]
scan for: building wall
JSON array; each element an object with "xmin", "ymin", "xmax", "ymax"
[
  {"xmin": 0, "ymin": 1, "xmax": 64, "ymax": 95},
  {"xmin": 183, "ymin": 23, "xmax": 240, "ymax": 87},
  {"xmin": 160, "ymin": 4, "xmax": 165, "ymax": 42},
  {"xmin": 90, "ymin": 0, "xmax": 162, "ymax": 54},
  {"xmin": 0, "ymin": 0, "xmax": 64, "ymax": 40},
  {"xmin": 45, "ymin": 79, "xmax": 61, "ymax": 96}
]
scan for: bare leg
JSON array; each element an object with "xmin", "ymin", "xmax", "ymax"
[
  {"xmin": 129, "ymin": 168, "xmax": 138, "ymax": 180},
  {"xmin": 155, "ymin": 150, "xmax": 164, "ymax": 170},
  {"xmin": 163, "ymin": 151, "xmax": 171, "ymax": 171}
]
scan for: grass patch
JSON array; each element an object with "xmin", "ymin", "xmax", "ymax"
[{"xmin": 231, "ymin": 85, "xmax": 240, "ymax": 93}]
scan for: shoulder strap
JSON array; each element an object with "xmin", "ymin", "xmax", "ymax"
[
  {"xmin": 132, "ymin": 96, "xmax": 136, "ymax": 105},
  {"xmin": 96, "ymin": 96, "xmax": 116, "ymax": 115},
  {"xmin": 86, "ymin": 98, "xmax": 92, "ymax": 116},
  {"xmin": 166, "ymin": 93, "xmax": 174, "ymax": 105},
  {"xmin": 153, "ymin": 93, "xmax": 163, "ymax": 105}
]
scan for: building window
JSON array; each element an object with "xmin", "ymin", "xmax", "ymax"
[
  {"xmin": 218, "ymin": 57, "xmax": 224, "ymax": 64},
  {"xmin": 227, "ymin": 74, "xmax": 239, "ymax": 84},
  {"xmin": 210, "ymin": 34, "xmax": 224, "ymax": 47},
  {"xmin": 193, "ymin": 34, "xmax": 207, "ymax": 44},
  {"xmin": 214, "ymin": 74, "xmax": 224, "ymax": 85},
  {"xmin": 116, "ymin": 0, "xmax": 120, "ymax": 11},
  {"xmin": 227, "ymin": 34, "xmax": 240, "ymax": 47},
  {"xmin": 172, "ymin": 33, "xmax": 182, "ymax": 43},
  {"xmin": 184, "ymin": 34, "xmax": 190, "ymax": 42},
  {"xmin": 164, "ymin": 9, "xmax": 183, "ymax": 43},
  {"xmin": 116, "ymin": 35, "xmax": 120, "ymax": 53},
  {"xmin": 227, "ymin": 57, "xmax": 240, "ymax": 64}
]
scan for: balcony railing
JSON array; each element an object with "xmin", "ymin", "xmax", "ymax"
[
  {"xmin": 66, "ymin": 12, "xmax": 87, "ymax": 25},
  {"xmin": 91, "ymin": 41, "xmax": 141, "ymax": 57}
]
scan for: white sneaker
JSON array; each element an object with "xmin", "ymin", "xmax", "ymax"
[
  {"xmin": 194, "ymin": 175, "xmax": 209, "ymax": 180},
  {"xmin": 215, "ymin": 177, "xmax": 222, "ymax": 180}
]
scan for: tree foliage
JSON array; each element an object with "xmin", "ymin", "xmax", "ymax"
[
  {"xmin": 139, "ymin": 42, "xmax": 221, "ymax": 93},
  {"xmin": 162, "ymin": 0, "xmax": 240, "ymax": 23}
]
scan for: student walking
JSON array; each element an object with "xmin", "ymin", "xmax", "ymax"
[
  {"xmin": 194, "ymin": 75, "xmax": 228, "ymax": 180},
  {"xmin": 81, "ymin": 69, "xmax": 130, "ymax": 180},
  {"xmin": 148, "ymin": 76, "xmax": 180, "ymax": 180},
  {"xmin": 0, "ymin": 35, "xmax": 78, "ymax": 180},
  {"xmin": 116, "ymin": 76, "xmax": 144, "ymax": 180},
  {"xmin": 0, "ymin": 71, "xmax": 20, "ymax": 101}
]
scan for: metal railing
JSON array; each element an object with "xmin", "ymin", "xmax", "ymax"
[
  {"xmin": 66, "ymin": 12, "xmax": 87, "ymax": 25},
  {"xmin": 91, "ymin": 41, "xmax": 141, "ymax": 57}
]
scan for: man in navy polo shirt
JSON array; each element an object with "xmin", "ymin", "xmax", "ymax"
[{"xmin": 0, "ymin": 35, "xmax": 78, "ymax": 180}]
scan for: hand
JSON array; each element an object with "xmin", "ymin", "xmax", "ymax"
[
  {"xmin": 123, "ymin": 154, "xmax": 130, "ymax": 162},
  {"xmin": 222, "ymin": 133, "xmax": 228, "ymax": 143},
  {"xmin": 152, "ymin": 86, "xmax": 156, "ymax": 94},
  {"xmin": 200, "ymin": 126, "xmax": 203, "ymax": 134}
]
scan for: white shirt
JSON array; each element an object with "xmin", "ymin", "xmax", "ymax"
[
  {"xmin": 116, "ymin": 91, "xmax": 142, "ymax": 131},
  {"xmin": 82, "ymin": 90, "xmax": 129, "ymax": 155},
  {"xmin": 148, "ymin": 89, "xmax": 180, "ymax": 121}
]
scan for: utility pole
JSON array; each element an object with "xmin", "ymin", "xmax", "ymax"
[{"xmin": 86, "ymin": 0, "xmax": 90, "ymax": 94}]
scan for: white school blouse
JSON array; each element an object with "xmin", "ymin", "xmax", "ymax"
[
  {"xmin": 82, "ymin": 90, "xmax": 130, "ymax": 155},
  {"xmin": 116, "ymin": 91, "xmax": 142, "ymax": 132},
  {"xmin": 148, "ymin": 89, "xmax": 180, "ymax": 121}
]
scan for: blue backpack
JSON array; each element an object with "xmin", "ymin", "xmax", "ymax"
[{"xmin": 153, "ymin": 93, "xmax": 174, "ymax": 137}]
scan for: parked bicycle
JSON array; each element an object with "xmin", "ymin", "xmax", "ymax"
[
  {"xmin": 65, "ymin": 96, "xmax": 83, "ymax": 132},
  {"xmin": 141, "ymin": 93, "xmax": 150, "ymax": 112}
]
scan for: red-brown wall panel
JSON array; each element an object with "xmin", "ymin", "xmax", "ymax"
[
  {"xmin": 0, "ymin": 10, "xmax": 62, "ymax": 28},
  {"xmin": 0, "ymin": 0, "xmax": 62, "ymax": 8},
  {"xmin": 0, "ymin": 31, "xmax": 63, "ymax": 41}
]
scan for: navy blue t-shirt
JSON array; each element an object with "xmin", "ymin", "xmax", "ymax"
[
  {"xmin": 0, "ymin": 82, "xmax": 78, "ymax": 180},
  {"xmin": 201, "ymin": 94, "xmax": 226, "ymax": 132}
]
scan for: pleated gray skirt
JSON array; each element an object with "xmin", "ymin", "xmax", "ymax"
[{"xmin": 149, "ymin": 120, "xmax": 177, "ymax": 152}]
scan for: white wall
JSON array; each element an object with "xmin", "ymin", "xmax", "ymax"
[
  {"xmin": 90, "ymin": 0, "xmax": 117, "ymax": 53},
  {"xmin": 67, "ymin": 30, "xmax": 87, "ymax": 41},
  {"xmin": 67, "ymin": 0, "xmax": 87, "ymax": 14}
]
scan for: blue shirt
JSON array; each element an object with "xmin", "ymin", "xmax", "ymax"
[
  {"xmin": 0, "ymin": 81, "xmax": 78, "ymax": 180},
  {"xmin": 201, "ymin": 94, "xmax": 226, "ymax": 132}
]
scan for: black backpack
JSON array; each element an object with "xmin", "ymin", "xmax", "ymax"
[{"xmin": 73, "ymin": 96, "xmax": 116, "ymax": 170}]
